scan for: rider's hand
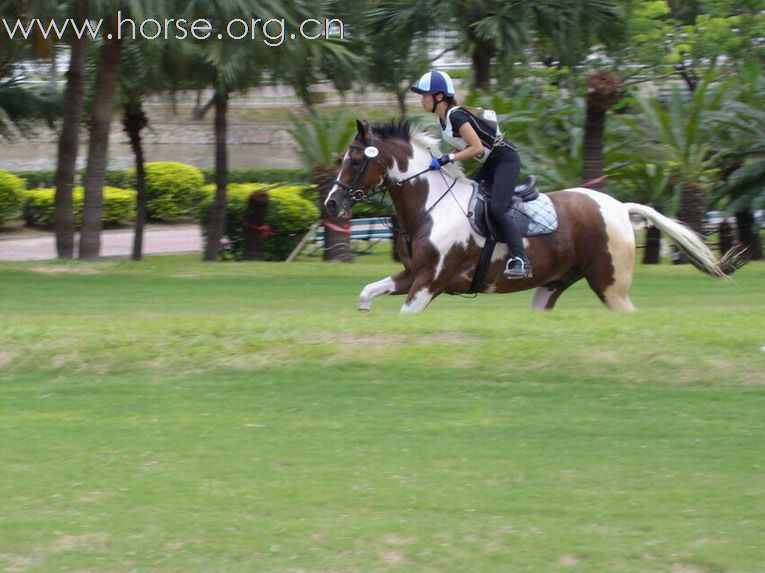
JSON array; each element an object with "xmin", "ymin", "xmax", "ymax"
[{"xmin": 429, "ymin": 153, "xmax": 455, "ymax": 170}]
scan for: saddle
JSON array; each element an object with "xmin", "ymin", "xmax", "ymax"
[
  {"xmin": 467, "ymin": 175, "xmax": 559, "ymax": 239},
  {"xmin": 464, "ymin": 175, "xmax": 559, "ymax": 294}
]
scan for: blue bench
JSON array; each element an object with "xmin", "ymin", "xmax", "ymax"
[
  {"xmin": 315, "ymin": 216, "xmax": 393, "ymax": 241},
  {"xmin": 313, "ymin": 216, "xmax": 393, "ymax": 254}
]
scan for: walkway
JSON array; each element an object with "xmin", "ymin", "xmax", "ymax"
[{"xmin": 0, "ymin": 225, "xmax": 202, "ymax": 261}]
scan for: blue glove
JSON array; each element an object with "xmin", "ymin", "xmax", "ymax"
[{"xmin": 429, "ymin": 154, "xmax": 454, "ymax": 170}]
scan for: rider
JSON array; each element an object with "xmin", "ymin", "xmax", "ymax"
[{"xmin": 411, "ymin": 70, "xmax": 532, "ymax": 279}]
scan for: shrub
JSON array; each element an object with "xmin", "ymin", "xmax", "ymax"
[
  {"xmin": 0, "ymin": 170, "xmax": 25, "ymax": 225},
  {"xmin": 12, "ymin": 170, "xmax": 54, "ymax": 189},
  {"xmin": 198, "ymin": 183, "xmax": 319, "ymax": 261},
  {"xmin": 22, "ymin": 187, "xmax": 136, "ymax": 227},
  {"xmin": 127, "ymin": 162, "xmax": 204, "ymax": 220}
]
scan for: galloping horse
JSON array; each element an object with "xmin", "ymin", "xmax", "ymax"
[{"xmin": 325, "ymin": 120, "xmax": 742, "ymax": 313}]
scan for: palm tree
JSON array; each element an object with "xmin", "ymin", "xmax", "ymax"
[
  {"xmin": 175, "ymin": 0, "xmax": 357, "ymax": 261},
  {"xmin": 524, "ymin": 0, "xmax": 626, "ymax": 190},
  {"xmin": 288, "ymin": 109, "xmax": 357, "ymax": 262},
  {"xmin": 636, "ymin": 70, "xmax": 725, "ymax": 235},
  {"xmin": 53, "ymin": 0, "xmax": 87, "ymax": 259},
  {"xmin": 708, "ymin": 59, "xmax": 765, "ymax": 259},
  {"xmin": 78, "ymin": 13, "xmax": 122, "ymax": 259},
  {"xmin": 364, "ymin": 0, "xmax": 443, "ymax": 112},
  {"xmin": 0, "ymin": 0, "xmax": 62, "ymax": 138},
  {"xmin": 119, "ymin": 41, "xmax": 168, "ymax": 260},
  {"xmin": 582, "ymin": 70, "xmax": 622, "ymax": 190}
]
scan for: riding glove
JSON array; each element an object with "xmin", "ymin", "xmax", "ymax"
[{"xmin": 429, "ymin": 153, "xmax": 455, "ymax": 170}]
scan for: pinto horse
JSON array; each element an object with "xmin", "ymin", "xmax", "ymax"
[{"xmin": 325, "ymin": 120, "xmax": 741, "ymax": 313}]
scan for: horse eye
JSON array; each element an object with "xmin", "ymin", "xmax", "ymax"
[{"xmin": 350, "ymin": 158, "xmax": 362, "ymax": 167}]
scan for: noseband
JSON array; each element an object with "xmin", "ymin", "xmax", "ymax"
[{"xmin": 333, "ymin": 142, "xmax": 388, "ymax": 202}]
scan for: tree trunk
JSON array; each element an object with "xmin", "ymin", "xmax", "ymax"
[
  {"xmin": 315, "ymin": 165, "xmax": 352, "ymax": 262},
  {"xmin": 53, "ymin": 2, "xmax": 86, "ymax": 259},
  {"xmin": 242, "ymin": 191, "xmax": 269, "ymax": 260},
  {"xmin": 643, "ymin": 225, "xmax": 661, "ymax": 264},
  {"xmin": 735, "ymin": 210, "xmax": 763, "ymax": 260},
  {"xmin": 673, "ymin": 179, "xmax": 706, "ymax": 264},
  {"xmin": 123, "ymin": 102, "xmax": 148, "ymax": 261},
  {"xmin": 677, "ymin": 179, "xmax": 705, "ymax": 234},
  {"xmin": 203, "ymin": 90, "xmax": 229, "ymax": 261},
  {"xmin": 79, "ymin": 29, "xmax": 122, "ymax": 259},
  {"xmin": 471, "ymin": 41, "xmax": 493, "ymax": 92},
  {"xmin": 582, "ymin": 70, "xmax": 621, "ymax": 191},
  {"xmin": 718, "ymin": 219, "xmax": 735, "ymax": 257}
]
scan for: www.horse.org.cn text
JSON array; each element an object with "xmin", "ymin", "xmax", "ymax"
[{"xmin": 1, "ymin": 13, "xmax": 346, "ymax": 46}]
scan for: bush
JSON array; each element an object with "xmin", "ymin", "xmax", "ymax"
[
  {"xmin": 12, "ymin": 170, "xmax": 55, "ymax": 189},
  {"xmin": 127, "ymin": 162, "xmax": 204, "ymax": 220},
  {"xmin": 0, "ymin": 170, "xmax": 25, "ymax": 225},
  {"xmin": 22, "ymin": 187, "xmax": 136, "ymax": 227},
  {"xmin": 198, "ymin": 183, "xmax": 319, "ymax": 260}
]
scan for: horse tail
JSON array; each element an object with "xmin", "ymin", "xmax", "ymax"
[{"xmin": 624, "ymin": 203, "xmax": 746, "ymax": 278}]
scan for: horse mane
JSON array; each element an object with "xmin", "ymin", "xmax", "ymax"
[
  {"xmin": 370, "ymin": 119, "xmax": 412, "ymax": 142},
  {"xmin": 370, "ymin": 119, "xmax": 467, "ymax": 180}
]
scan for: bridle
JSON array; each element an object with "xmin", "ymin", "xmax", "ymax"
[{"xmin": 332, "ymin": 140, "xmax": 389, "ymax": 203}]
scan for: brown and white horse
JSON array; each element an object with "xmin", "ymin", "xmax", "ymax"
[{"xmin": 325, "ymin": 120, "xmax": 741, "ymax": 313}]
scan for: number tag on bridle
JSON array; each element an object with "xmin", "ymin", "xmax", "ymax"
[{"xmin": 364, "ymin": 146, "xmax": 379, "ymax": 159}]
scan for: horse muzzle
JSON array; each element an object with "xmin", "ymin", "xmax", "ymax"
[{"xmin": 325, "ymin": 198, "xmax": 340, "ymax": 217}]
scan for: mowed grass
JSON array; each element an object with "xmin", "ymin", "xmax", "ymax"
[{"xmin": 1, "ymin": 253, "xmax": 764, "ymax": 573}]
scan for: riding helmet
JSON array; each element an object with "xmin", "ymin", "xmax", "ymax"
[{"xmin": 411, "ymin": 70, "xmax": 455, "ymax": 97}]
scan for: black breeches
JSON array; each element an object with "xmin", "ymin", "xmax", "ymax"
[{"xmin": 477, "ymin": 156, "xmax": 521, "ymax": 219}]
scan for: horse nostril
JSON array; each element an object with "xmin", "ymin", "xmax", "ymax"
[{"xmin": 326, "ymin": 199, "xmax": 338, "ymax": 217}]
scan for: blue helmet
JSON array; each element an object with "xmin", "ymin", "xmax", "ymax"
[{"xmin": 411, "ymin": 70, "xmax": 455, "ymax": 97}]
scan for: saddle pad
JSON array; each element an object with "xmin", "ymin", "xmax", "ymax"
[
  {"xmin": 517, "ymin": 193, "xmax": 558, "ymax": 236},
  {"xmin": 467, "ymin": 183, "xmax": 559, "ymax": 238}
]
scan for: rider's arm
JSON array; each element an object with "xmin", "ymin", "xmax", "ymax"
[{"xmin": 453, "ymin": 122, "xmax": 484, "ymax": 162}]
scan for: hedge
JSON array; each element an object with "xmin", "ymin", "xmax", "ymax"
[
  {"xmin": 12, "ymin": 166, "xmax": 311, "ymax": 191},
  {"xmin": 0, "ymin": 170, "xmax": 25, "ymax": 225},
  {"xmin": 198, "ymin": 183, "xmax": 319, "ymax": 261},
  {"xmin": 125, "ymin": 162, "xmax": 205, "ymax": 220},
  {"xmin": 23, "ymin": 187, "xmax": 136, "ymax": 227}
]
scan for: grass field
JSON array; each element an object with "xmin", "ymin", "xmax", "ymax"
[{"xmin": 1, "ymin": 253, "xmax": 764, "ymax": 573}]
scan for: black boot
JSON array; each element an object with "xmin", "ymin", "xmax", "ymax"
[{"xmin": 495, "ymin": 211, "xmax": 533, "ymax": 279}]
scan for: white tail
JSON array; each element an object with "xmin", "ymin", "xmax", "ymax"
[{"xmin": 625, "ymin": 203, "xmax": 743, "ymax": 278}]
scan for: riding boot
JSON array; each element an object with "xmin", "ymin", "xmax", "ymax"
[{"xmin": 495, "ymin": 210, "xmax": 533, "ymax": 279}]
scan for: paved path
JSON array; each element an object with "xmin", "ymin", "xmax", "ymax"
[{"xmin": 0, "ymin": 225, "xmax": 202, "ymax": 261}]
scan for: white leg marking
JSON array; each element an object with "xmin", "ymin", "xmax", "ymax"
[
  {"xmin": 400, "ymin": 288, "xmax": 433, "ymax": 314},
  {"xmin": 602, "ymin": 219, "xmax": 637, "ymax": 312},
  {"xmin": 358, "ymin": 276, "xmax": 397, "ymax": 311},
  {"xmin": 531, "ymin": 286, "xmax": 557, "ymax": 310}
]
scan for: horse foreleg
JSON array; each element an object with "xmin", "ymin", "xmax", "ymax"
[
  {"xmin": 400, "ymin": 276, "xmax": 440, "ymax": 314},
  {"xmin": 358, "ymin": 270, "xmax": 413, "ymax": 311}
]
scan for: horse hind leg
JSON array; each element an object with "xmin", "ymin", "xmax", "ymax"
[
  {"xmin": 584, "ymin": 254, "xmax": 637, "ymax": 311},
  {"xmin": 531, "ymin": 271, "xmax": 584, "ymax": 310}
]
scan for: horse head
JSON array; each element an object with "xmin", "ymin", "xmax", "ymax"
[{"xmin": 324, "ymin": 120, "xmax": 410, "ymax": 218}]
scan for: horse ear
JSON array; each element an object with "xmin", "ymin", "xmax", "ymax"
[{"xmin": 356, "ymin": 119, "xmax": 369, "ymax": 141}]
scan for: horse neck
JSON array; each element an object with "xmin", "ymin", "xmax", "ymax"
[{"xmin": 386, "ymin": 164, "xmax": 472, "ymax": 234}]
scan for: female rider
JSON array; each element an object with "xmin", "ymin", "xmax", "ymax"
[{"xmin": 411, "ymin": 70, "xmax": 532, "ymax": 279}]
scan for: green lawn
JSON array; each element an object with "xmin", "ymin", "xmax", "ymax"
[{"xmin": 1, "ymin": 255, "xmax": 764, "ymax": 573}]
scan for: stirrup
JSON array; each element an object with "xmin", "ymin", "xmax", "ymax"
[{"xmin": 504, "ymin": 257, "xmax": 533, "ymax": 279}]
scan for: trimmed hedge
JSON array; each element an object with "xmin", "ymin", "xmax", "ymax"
[
  {"xmin": 0, "ymin": 170, "xmax": 25, "ymax": 225},
  {"xmin": 199, "ymin": 183, "xmax": 319, "ymax": 261},
  {"xmin": 126, "ymin": 162, "xmax": 205, "ymax": 220},
  {"xmin": 22, "ymin": 187, "xmax": 136, "ymax": 227}
]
